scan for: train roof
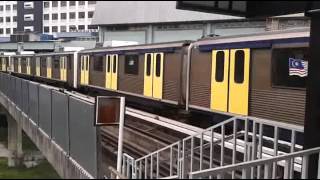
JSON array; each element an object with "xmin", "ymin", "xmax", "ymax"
[
  {"xmin": 34, "ymin": 51, "xmax": 76, "ymax": 57},
  {"xmin": 195, "ymin": 27, "xmax": 310, "ymax": 51},
  {"xmin": 79, "ymin": 40, "xmax": 192, "ymax": 54}
]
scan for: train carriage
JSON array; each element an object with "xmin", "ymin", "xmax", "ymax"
[
  {"xmin": 34, "ymin": 52, "xmax": 76, "ymax": 87},
  {"xmin": 78, "ymin": 41, "xmax": 191, "ymax": 106},
  {"xmin": 189, "ymin": 28, "xmax": 309, "ymax": 125},
  {"xmin": 0, "ymin": 55, "xmax": 10, "ymax": 72}
]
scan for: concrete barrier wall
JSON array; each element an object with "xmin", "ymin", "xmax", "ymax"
[{"xmin": 0, "ymin": 73, "xmax": 97, "ymax": 179}]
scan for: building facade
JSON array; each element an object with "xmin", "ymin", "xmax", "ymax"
[
  {"xmin": 92, "ymin": 1, "xmax": 310, "ymax": 45},
  {"xmin": 0, "ymin": 1, "xmax": 17, "ymax": 37},
  {"xmin": 0, "ymin": 1, "xmax": 98, "ymax": 38}
]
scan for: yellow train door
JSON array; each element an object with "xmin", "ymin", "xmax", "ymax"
[
  {"xmin": 153, "ymin": 53, "xmax": 164, "ymax": 99},
  {"xmin": 36, "ymin": 57, "xmax": 40, "ymax": 76},
  {"xmin": 46, "ymin": 57, "xmax": 52, "ymax": 78},
  {"xmin": 105, "ymin": 55, "xmax": 112, "ymax": 89},
  {"xmin": 210, "ymin": 50, "xmax": 230, "ymax": 112},
  {"xmin": 26, "ymin": 57, "xmax": 31, "ymax": 75},
  {"xmin": 60, "ymin": 56, "xmax": 67, "ymax": 81},
  {"xmin": 111, "ymin": 54, "xmax": 118, "ymax": 90},
  {"xmin": 80, "ymin": 56, "xmax": 85, "ymax": 84},
  {"xmin": 144, "ymin": 53, "xmax": 154, "ymax": 97},
  {"xmin": 18, "ymin": 58, "xmax": 21, "ymax": 73},
  {"xmin": 84, "ymin": 55, "xmax": 89, "ymax": 84},
  {"xmin": 228, "ymin": 49, "xmax": 250, "ymax": 115}
]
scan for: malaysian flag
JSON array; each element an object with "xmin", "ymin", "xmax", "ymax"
[{"xmin": 288, "ymin": 58, "xmax": 308, "ymax": 77}]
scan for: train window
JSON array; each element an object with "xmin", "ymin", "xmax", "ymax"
[
  {"xmin": 53, "ymin": 57, "xmax": 60, "ymax": 69},
  {"xmin": 21, "ymin": 58, "xmax": 26, "ymax": 66},
  {"xmin": 155, "ymin": 54, "xmax": 161, "ymax": 77},
  {"xmin": 215, "ymin": 51, "xmax": 225, "ymax": 82},
  {"xmin": 146, "ymin": 54, "xmax": 152, "ymax": 76},
  {"xmin": 125, "ymin": 55, "xmax": 139, "ymax": 75},
  {"xmin": 106, "ymin": 56, "xmax": 111, "ymax": 72},
  {"xmin": 41, "ymin": 57, "xmax": 46, "ymax": 67},
  {"xmin": 272, "ymin": 47, "xmax": 309, "ymax": 88},
  {"xmin": 113, "ymin": 56, "xmax": 117, "ymax": 73},
  {"xmin": 94, "ymin": 55, "xmax": 104, "ymax": 72},
  {"xmin": 234, "ymin": 50, "xmax": 245, "ymax": 84}
]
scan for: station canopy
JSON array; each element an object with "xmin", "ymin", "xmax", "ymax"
[{"xmin": 176, "ymin": 1, "xmax": 320, "ymax": 18}]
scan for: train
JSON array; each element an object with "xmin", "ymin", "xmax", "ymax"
[{"xmin": 0, "ymin": 28, "xmax": 309, "ymax": 126}]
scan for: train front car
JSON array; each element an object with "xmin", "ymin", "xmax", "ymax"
[
  {"xmin": 189, "ymin": 28, "xmax": 309, "ymax": 126},
  {"xmin": 34, "ymin": 52, "xmax": 76, "ymax": 88},
  {"xmin": 77, "ymin": 41, "xmax": 191, "ymax": 112}
]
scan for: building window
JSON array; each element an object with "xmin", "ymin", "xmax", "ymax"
[
  {"xmin": 6, "ymin": 28, "xmax": 10, "ymax": 34},
  {"xmin": 13, "ymin": 28, "xmax": 16, "ymax": 33},
  {"xmin": 44, "ymin": 1, "xmax": 50, "ymax": 8},
  {"xmin": 24, "ymin": 26, "xmax": 34, "ymax": 32},
  {"xmin": 69, "ymin": 1, "xmax": 76, "ymax": 6},
  {"xmin": 69, "ymin": 25, "xmax": 76, "ymax": 31},
  {"xmin": 13, "ymin": 16, "xmax": 17, "ymax": 22},
  {"xmin": 60, "ymin": 1, "xmax": 67, "ymax": 7},
  {"xmin": 44, "ymin": 26, "xmax": 49, "ymax": 33},
  {"xmin": 24, "ymin": 2, "xmax": 34, "ymax": 9},
  {"xmin": 5, "ymin": 17, "xmax": 10, "ymax": 23},
  {"xmin": 69, "ymin": 12, "xmax": 75, "ymax": 19},
  {"xmin": 78, "ymin": 12, "xmax": 85, "ymax": 19},
  {"xmin": 24, "ymin": 14, "xmax": 34, "ymax": 21},
  {"xmin": 52, "ymin": 1, "xmax": 58, "ymax": 7},
  {"xmin": 0, "ymin": 17, "xmax": 3, "ymax": 23},
  {"xmin": 125, "ymin": 55, "xmax": 139, "ymax": 75},
  {"xmin": 88, "ymin": 11, "xmax": 94, "ymax": 18},
  {"xmin": 88, "ymin": 1, "xmax": 96, "ymax": 4},
  {"xmin": 0, "ymin": 29, "xmax": 3, "ymax": 34},
  {"xmin": 13, "ymin": 4, "xmax": 17, "ymax": 10},
  {"xmin": 61, "ymin": 13, "xmax": 67, "ymax": 20},
  {"xmin": 52, "ymin": 13, "xmax": 58, "ymax": 20},
  {"xmin": 52, "ymin": 26, "xmax": 58, "ymax": 32},
  {"xmin": 93, "ymin": 55, "xmax": 104, "ymax": 72},
  {"xmin": 60, "ymin": 26, "xmax": 66, "ymax": 32},
  {"xmin": 78, "ymin": 25, "xmax": 85, "ymax": 30},
  {"xmin": 5, "ymin": 5, "xmax": 10, "ymax": 11},
  {"xmin": 88, "ymin": 25, "xmax": 98, "ymax": 30},
  {"xmin": 272, "ymin": 47, "xmax": 309, "ymax": 88},
  {"xmin": 79, "ymin": 1, "xmax": 85, "ymax": 6},
  {"xmin": 0, "ymin": 6, "xmax": 3, "ymax": 11},
  {"xmin": 44, "ymin": 14, "xmax": 49, "ymax": 20}
]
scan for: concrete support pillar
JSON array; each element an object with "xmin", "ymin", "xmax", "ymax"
[
  {"xmin": 6, "ymin": 115, "xmax": 23, "ymax": 167},
  {"xmin": 203, "ymin": 23, "xmax": 212, "ymax": 36},
  {"xmin": 146, "ymin": 25, "xmax": 153, "ymax": 44}
]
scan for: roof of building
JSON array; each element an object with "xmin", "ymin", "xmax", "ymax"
[{"xmin": 92, "ymin": 1, "xmax": 241, "ymax": 25}]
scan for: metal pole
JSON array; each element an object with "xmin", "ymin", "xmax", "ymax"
[
  {"xmin": 116, "ymin": 97, "xmax": 126, "ymax": 179},
  {"xmin": 186, "ymin": 43, "xmax": 194, "ymax": 111}
]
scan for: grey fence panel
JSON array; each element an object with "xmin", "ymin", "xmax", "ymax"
[
  {"xmin": 69, "ymin": 96, "xmax": 97, "ymax": 177},
  {"xmin": 38, "ymin": 85, "xmax": 52, "ymax": 137},
  {"xmin": 10, "ymin": 76, "xmax": 15, "ymax": 101},
  {"xmin": 0, "ymin": 73, "xmax": 3, "ymax": 93},
  {"xmin": 52, "ymin": 90, "xmax": 69, "ymax": 152},
  {"xmin": 15, "ymin": 78, "xmax": 22, "ymax": 109},
  {"xmin": 21, "ymin": 80, "xmax": 29, "ymax": 115},
  {"xmin": 4, "ymin": 74, "xmax": 9, "ymax": 96},
  {"xmin": 28, "ymin": 82, "xmax": 39, "ymax": 125}
]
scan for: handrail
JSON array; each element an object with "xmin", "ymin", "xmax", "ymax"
[
  {"xmin": 109, "ymin": 166, "xmax": 127, "ymax": 179},
  {"xmin": 189, "ymin": 146, "xmax": 320, "ymax": 178}
]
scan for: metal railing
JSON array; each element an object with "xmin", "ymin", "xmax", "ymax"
[
  {"xmin": 126, "ymin": 115, "xmax": 304, "ymax": 179},
  {"xmin": 189, "ymin": 146, "xmax": 320, "ymax": 179}
]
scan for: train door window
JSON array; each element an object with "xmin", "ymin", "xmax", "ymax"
[
  {"xmin": 155, "ymin": 54, "xmax": 161, "ymax": 77},
  {"xmin": 272, "ymin": 47, "xmax": 309, "ymax": 88},
  {"xmin": 125, "ymin": 55, "xmax": 139, "ymax": 75},
  {"xmin": 113, "ymin": 56, "xmax": 117, "ymax": 73},
  {"xmin": 106, "ymin": 55, "xmax": 111, "ymax": 72},
  {"xmin": 234, "ymin": 50, "xmax": 245, "ymax": 84},
  {"xmin": 94, "ymin": 55, "xmax": 104, "ymax": 72},
  {"xmin": 146, "ymin": 54, "xmax": 152, "ymax": 76},
  {"xmin": 215, "ymin": 51, "xmax": 225, "ymax": 82}
]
